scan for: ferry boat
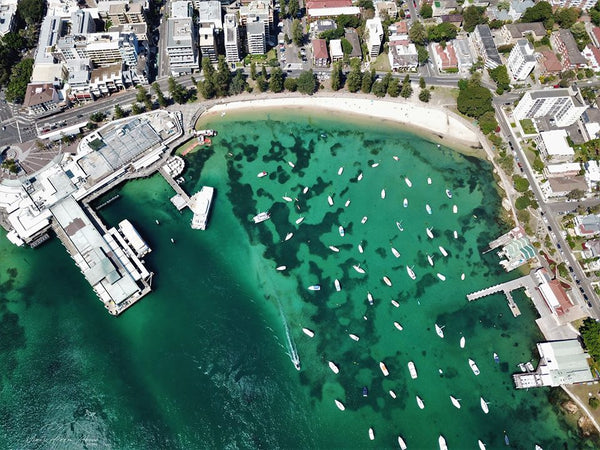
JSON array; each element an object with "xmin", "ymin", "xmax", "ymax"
[
  {"xmin": 406, "ymin": 266, "xmax": 416, "ymax": 280},
  {"xmin": 357, "ymin": 172, "xmax": 363, "ymax": 181},
  {"xmin": 295, "ymin": 217, "xmax": 304, "ymax": 224},
  {"xmin": 302, "ymin": 328, "xmax": 315, "ymax": 338},
  {"xmin": 282, "ymin": 195, "xmax": 292, "ymax": 202},
  {"xmin": 453, "ymin": 204, "xmax": 458, "ymax": 214},
  {"xmin": 396, "ymin": 221, "xmax": 404, "ymax": 232},
  {"xmin": 328, "ymin": 361, "xmax": 340, "ymax": 374},
  {"xmin": 437, "ymin": 273, "xmax": 446, "ymax": 281},
  {"xmin": 191, "ymin": 186, "xmax": 215, "ymax": 230},
  {"xmin": 334, "ymin": 279, "xmax": 341, "ymax": 292},
  {"xmin": 460, "ymin": 336, "xmax": 466, "ymax": 348},
  {"xmin": 439, "ymin": 435, "xmax": 448, "ymax": 450},
  {"xmin": 453, "ymin": 230, "xmax": 458, "ymax": 239},
  {"xmin": 371, "ymin": 162, "xmax": 379, "ymax": 168},
  {"xmin": 367, "ymin": 292, "xmax": 374, "ymax": 305},
  {"xmin": 450, "ymin": 395, "xmax": 461, "ymax": 409},
  {"xmin": 381, "ymin": 189, "xmax": 386, "ymax": 199},
  {"xmin": 308, "ymin": 285, "xmax": 321, "ymax": 291},
  {"xmin": 405, "ymin": 177, "xmax": 412, "ymax": 187},
  {"xmin": 383, "ymin": 276, "xmax": 392, "ymax": 287},
  {"xmin": 362, "ymin": 387, "xmax": 368, "ymax": 397},
  {"xmin": 358, "ymin": 243, "xmax": 364, "ymax": 253},
  {"xmin": 408, "ymin": 361, "xmax": 418, "ymax": 379},
  {"xmin": 391, "ymin": 300, "xmax": 400, "ymax": 308},
  {"xmin": 349, "ymin": 333, "xmax": 360, "ymax": 341},
  {"xmin": 303, "ymin": 186, "xmax": 309, "ymax": 194},
  {"xmin": 398, "ymin": 436, "xmax": 407, "ymax": 450},
  {"xmin": 426, "ymin": 204, "xmax": 432, "ymax": 215},
  {"xmin": 353, "ymin": 264, "xmax": 366, "ymax": 274},
  {"xmin": 389, "ymin": 390, "xmax": 397, "ymax": 399},
  {"xmin": 368, "ymin": 427, "xmax": 375, "ymax": 440},
  {"xmin": 328, "ymin": 195, "xmax": 334, "ymax": 206},
  {"xmin": 403, "ymin": 198, "xmax": 408, "ymax": 207},
  {"xmin": 394, "ymin": 321, "xmax": 403, "ymax": 331},
  {"xmin": 391, "ymin": 247, "xmax": 400, "ymax": 258},
  {"xmin": 285, "ymin": 232, "xmax": 293, "ymax": 241},
  {"xmin": 469, "ymin": 358, "xmax": 481, "ymax": 375},
  {"xmin": 361, "ymin": 216, "xmax": 368, "ymax": 224},
  {"xmin": 446, "ymin": 189, "xmax": 453, "ymax": 199},
  {"xmin": 439, "ymin": 246, "xmax": 448, "ymax": 257},
  {"xmin": 338, "ymin": 226, "xmax": 345, "ymax": 237},
  {"xmin": 427, "ymin": 254, "xmax": 434, "ymax": 266},
  {"xmin": 335, "ymin": 399, "xmax": 345, "ymax": 411},
  {"xmin": 379, "ymin": 362, "xmax": 389, "ymax": 376},
  {"xmin": 426, "ymin": 227, "xmax": 434, "ymax": 239},
  {"xmin": 480, "ymin": 397, "xmax": 489, "ymax": 414},
  {"xmin": 416, "ymin": 395, "xmax": 425, "ymax": 409},
  {"xmin": 427, "ymin": 177, "xmax": 432, "ymax": 184},
  {"xmin": 493, "ymin": 353, "xmax": 500, "ymax": 364},
  {"xmin": 338, "ymin": 167, "xmax": 344, "ymax": 175},
  {"xmin": 276, "ymin": 266, "xmax": 286, "ymax": 271},
  {"xmin": 329, "ymin": 245, "xmax": 340, "ymax": 252},
  {"xmin": 288, "ymin": 161, "xmax": 295, "ymax": 168},
  {"xmin": 253, "ymin": 212, "xmax": 271, "ymax": 223},
  {"xmin": 478, "ymin": 440, "xmax": 486, "ymax": 450},
  {"xmin": 345, "ymin": 199, "xmax": 351, "ymax": 207},
  {"xmin": 257, "ymin": 171, "xmax": 268, "ymax": 178},
  {"xmin": 461, "ymin": 273, "xmax": 465, "ymax": 280}
]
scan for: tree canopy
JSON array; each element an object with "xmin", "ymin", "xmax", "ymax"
[
  {"xmin": 457, "ymin": 78, "xmax": 493, "ymax": 119},
  {"xmin": 513, "ymin": 175, "xmax": 530, "ymax": 192},
  {"xmin": 420, "ymin": 3, "xmax": 433, "ymax": 18},
  {"xmin": 5, "ymin": 58, "xmax": 33, "ymax": 103},
  {"xmin": 462, "ymin": 6, "xmax": 487, "ymax": 33},
  {"xmin": 488, "ymin": 65, "xmax": 511, "ymax": 93},
  {"xmin": 297, "ymin": 70, "xmax": 316, "ymax": 94},
  {"xmin": 269, "ymin": 67, "xmax": 284, "ymax": 93},
  {"xmin": 580, "ymin": 318, "xmax": 600, "ymax": 362},
  {"xmin": 427, "ymin": 23, "xmax": 458, "ymax": 42},
  {"xmin": 520, "ymin": 1, "xmax": 552, "ymax": 23},
  {"xmin": 17, "ymin": 0, "xmax": 45, "ymax": 25},
  {"xmin": 409, "ymin": 22, "xmax": 427, "ymax": 46},
  {"xmin": 555, "ymin": 7, "xmax": 580, "ymax": 28},
  {"xmin": 478, "ymin": 110, "xmax": 498, "ymax": 134},
  {"xmin": 591, "ymin": 1, "xmax": 600, "ymax": 26}
]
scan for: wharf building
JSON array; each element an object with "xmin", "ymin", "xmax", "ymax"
[{"xmin": 0, "ymin": 111, "xmax": 184, "ymax": 315}]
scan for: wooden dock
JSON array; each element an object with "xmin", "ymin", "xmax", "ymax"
[
  {"xmin": 465, "ymin": 275, "xmax": 541, "ymax": 317},
  {"xmin": 158, "ymin": 167, "xmax": 190, "ymax": 204}
]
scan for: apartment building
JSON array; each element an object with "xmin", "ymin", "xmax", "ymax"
[
  {"xmin": 551, "ymin": 29, "xmax": 587, "ymax": 69},
  {"xmin": 246, "ymin": 17, "xmax": 266, "ymax": 54},
  {"xmin": 240, "ymin": 0, "xmax": 272, "ymax": 43},
  {"xmin": 514, "ymin": 88, "xmax": 588, "ymax": 127},
  {"xmin": 224, "ymin": 13, "xmax": 241, "ymax": 63},
  {"xmin": 471, "ymin": 24, "xmax": 502, "ymax": 69},
  {"xmin": 507, "ymin": 39, "xmax": 536, "ymax": 80},
  {"xmin": 365, "ymin": 18, "xmax": 383, "ymax": 58},
  {"xmin": 548, "ymin": 0, "xmax": 597, "ymax": 10},
  {"xmin": 166, "ymin": 2, "xmax": 198, "ymax": 75}
]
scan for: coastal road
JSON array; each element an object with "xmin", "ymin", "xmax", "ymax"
[{"xmin": 494, "ymin": 103, "xmax": 600, "ymax": 317}]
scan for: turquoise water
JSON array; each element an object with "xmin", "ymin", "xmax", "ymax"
[{"xmin": 0, "ymin": 108, "xmax": 590, "ymax": 448}]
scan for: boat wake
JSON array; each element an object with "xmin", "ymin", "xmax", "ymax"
[{"xmin": 279, "ymin": 303, "xmax": 300, "ymax": 370}]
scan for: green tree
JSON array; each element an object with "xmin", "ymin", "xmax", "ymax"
[
  {"xmin": 361, "ymin": 70, "xmax": 373, "ymax": 93},
  {"xmin": 269, "ymin": 67, "xmax": 284, "ymax": 93},
  {"xmin": 381, "ymin": 72, "xmax": 392, "ymax": 91},
  {"xmin": 2, "ymin": 33, "xmax": 24, "ymax": 51},
  {"xmin": 152, "ymin": 81, "xmax": 168, "ymax": 107},
  {"xmin": 420, "ymin": 3, "xmax": 433, "ymax": 18},
  {"xmin": 16, "ymin": 0, "xmax": 45, "ymax": 25},
  {"xmin": 229, "ymin": 69, "xmax": 248, "ymax": 95},
  {"xmin": 419, "ymin": 77, "xmax": 426, "ymax": 89},
  {"xmin": 400, "ymin": 75, "xmax": 413, "ymax": 98},
  {"xmin": 580, "ymin": 318, "xmax": 600, "ymax": 362},
  {"xmin": 488, "ymin": 65, "xmax": 511, "ymax": 92},
  {"xmin": 513, "ymin": 175, "xmax": 530, "ymax": 192},
  {"xmin": 571, "ymin": 22, "xmax": 591, "ymax": 51},
  {"xmin": 255, "ymin": 75, "xmax": 268, "ymax": 92},
  {"xmin": 89, "ymin": 111, "xmax": 106, "ymax": 123},
  {"xmin": 428, "ymin": 23, "xmax": 458, "ymax": 42},
  {"xmin": 567, "ymin": 188, "xmax": 585, "ymax": 200},
  {"xmin": 297, "ymin": 70, "xmax": 316, "ymax": 94},
  {"xmin": 341, "ymin": 37, "xmax": 353, "ymax": 55},
  {"xmin": 417, "ymin": 45, "xmax": 429, "ymax": 64},
  {"xmin": 590, "ymin": 397, "xmax": 600, "ymax": 410},
  {"xmin": 409, "ymin": 21, "xmax": 427, "ymax": 46},
  {"xmin": 479, "ymin": 111, "xmax": 498, "ymax": 133},
  {"xmin": 372, "ymin": 80, "xmax": 386, "ymax": 97},
  {"xmin": 288, "ymin": 0, "xmax": 299, "ymax": 18},
  {"xmin": 136, "ymin": 85, "xmax": 152, "ymax": 110},
  {"xmin": 592, "ymin": 1, "xmax": 600, "ymax": 26},
  {"xmin": 346, "ymin": 63, "xmax": 362, "ymax": 93},
  {"xmin": 489, "ymin": 19, "xmax": 504, "ymax": 29},
  {"xmin": 387, "ymin": 78, "xmax": 400, "ymax": 97},
  {"xmin": 284, "ymin": 77, "xmax": 298, "ymax": 92},
  {"xmin": 5, "ymin": 58, "xmax": 33, "ymax": 103},
  {"xmin": 515, "ymin": 195, "xmax": 532, "ymax": 210},
  {"xmin": 292, "ymin": 19, "xmax": 304, "ymax": 46},
  {"xmin": 261, "ymin": 65, "xmax": 268, "ymax": 79},
  {"xmin": 457, "ymin": 79, "xmax": 493, "ymax": 119},
  {"xmin": 556, "ymin": 7, "xmax": 580, "ymax": 28},
  {"xmin": 202, "ymin": 57, "xmax": 215, "ymax": 81},
  {"xmin": 114, "ymin": 104, "xmax": 125, "ymax": 119},
  {"xmin": 199, "ymin": 79, "xmax": 216, "ymax": 99},
  {"xmin": 520, "ymin": 1, "xmax": 552, "ymax": 23},
  {"xmin": 462, "ymin": 6, "xmax": 487, "ymax": 32},
  {"xmin": 168, "ymin": 76, "xmax": 188, "ymax": 104},
  {"xmin": 131, "ymin": 103, "xmax": 143, "ymax": 115},
  {"xmin": 331, "ymin": 62, "xmax": 343, "ymax": 91},
  {"xmin": 250, "ymin": 61, "xmax": 257, "ymax": 80},
  {"xmin": 419, "ymin": 88, "xmax": 431, "ymax": 102},
  {"xmin": 214, "ymin": 55, "xmax": 231, "ymax": 97}
]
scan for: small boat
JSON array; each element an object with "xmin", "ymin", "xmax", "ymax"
[
  {"xmin": 452, "ymin": 204, "xmax": 458, "ymax": 214},
  {"xmin": 320, "ymin": 133, "xmax": 327, "ymax": 138},
  {"xmin": 371, "ymin": 162, "xmax": 379, "ymax": 168},
  {"xmin": 393, "ymin": 155, "xmax": 399, "ymax": 161},
  {"xmin": 308, "ymin": 285, "xmax": 321, "ymax": 291},
  {"xmin": 345, "ymin": 199, "xmax": 351, "ymax": 207},
  {"xmin": 453, "ymin": 230, "xmax": 458, "ymax": 239},
  {"xmin": 329, "ymin": 245, "xmax": 340, "ymax": 252},
  {"xmin": 334, "ymin": 279, "xmax": 341, "ymax": 291},
  {"xmin": 362, "ymin": 386, "xmax": 368, "ymax": 397},
  {"xmin": 282, "ymin": 195, "xmax": 293, "ymax": 202},
  {"xmin": 294, "ymin": 361, "xmax": 301, "ymax": 370},
  {"xmin": 338, "ymin": 167, "xmax": 344, "ymax": 175},
  {"xmin": 302, "ymin": 328, "xmax": 315, "ymax": 337},
  {"xmin": 357, "ymin": 172, "xmax": 363, "ymax": 181},
  {"xmin": 469, "ymin": 358, "xmax": 480, "ymax": 376},
  {"xmin": 155, "ymin": 219, "xmax": 160, "ymax": 225},
  {"xmin": 349, "ymin": 333, "xmax": 360, "ymax": 341},
  {"xmin": 437, "ymin": 273, "xmax": 446, "ymax": 281},
  {"xmin": 285, "ymin": 232, "xmax": 293, "ymax": 241},
  {"xmin": 398, "ymin": 436, "xmax": 407, "ymax": 450},
  {"xmin": 389, "ymin": 390, "xmax": 397, "ymax": 399},
  {"xmin": 446, "ymin": 189, "xmax": 453, "ymax": 199},
  {"xmin": 427, "ymin": 177, "xmax": 432, "ymax": 184},
  {"xmin": 518, "ymin": 363, "xmax": 527, "ymax": 372},
  {"xmin": 391, "ymin": 300, "xmax": 400, "ymax": 308},
  {"xmin": 353, "ymin": 264, "xmax": 366, "ymax": 274},
  {"xmin": 425, "ymin": 204, "xmax": 432, "ymax": 215},
  {"xmin": 438, "ymin": 246, "xmax": 448, "ymax": 257},
  {"xmin": 461, "ymin": 273, "xmax": 465, "ymax": 280},
  {"xmin": 367, "ymin": 292, "xmax": 374, "ymax": 305},
  {"xmin": 394, "ymin": 321, "xmax": 403, "ymax": 331},
  {"xmin": 504, "ymin": 432, "xmax": 509, "ymax": 446},
  {"xmin": 405, "ymin": 177, "xmax": 412, "ymax": 187},
  {"xmin": 288, "ymin": 161, "xmax": 295, "ymax": 168},
  {"xmin": 391, "ymin": 247, "xmax": 400, "ymax": 258},
  {"xmin": 426, "ymin": 227, "xmax": 434, "ymax": 239},
  {"xmin": 335, "ymin": 399, "xmax": 345, "ymax": 411},
  {"xmin": 480, "ymin": 397, "xmax": 489, "ymax": 414},
  {"xmin": 416, "ymin": 395, "xmax": 425, "ymax": 409},
  {"xmin": 406, "ymin": 266, "xmax": 416, "ymax": 280},
  {"xmin": 328, "ymin": 196, "xmax": 334, "ymax": 206},
  {"xmin": 396, "ymin": 221, "xmax": 404, "ymax": 232},
  {"xmin": 170, "ymin": 238, "xmax": 175, "ymax": 244},
  {"xmin": 253, "ymin": 212, "xmax": 271, "ymax": 223},
  {"xmin": 435, "ymin": 324, "xmax": 445, "ymax": 338},
  {"xmin": 403, "ymin": 198, "xmax": 408, "ymax": 208},
  {"xmin": 361, "ymin": 216, "xmax": 368, "ymax": 224},
  {"xmin": 427, "ymin": 254, "xmax": 434, "ymax": 266},
  {"xmin": 383, "ymin": 276, "xmax": 392, "ymax": 287},
  {"xmin": 328, "ymin": 361, "xmax": 340, "ymax": 374},
  {"xmin": 358, "ymin": 243, "xmax": 364, "ymax": 253},
  {"xmin": 295, "ymin": 217, "xmax": 304, "ymax": 224},
  {"xmin": 439, "ymin": 435, "xmax": 447, "ymax": 450},
  {"xmin": 534, "ymin": 445, "xmax": 543, "ymax": 450},
  {"xmin": 526, "ymin": 361, "xmax": 535, "ymax": 372},
  {"xmin": 460, "ymin": 336, "xmax": 465, "ymax": 348},
  {"xmin": 408, "ymin": 361, "xmax": 418, "ymax": 379},
  {"xmin": 379, "ymin": 362, "xmax": 390, "ymax": 376},
  {"xmin": 257, "ymin": 171, "xmax": 268, "ymax": 178},
  {"xmin": 338, "ymin": 226, "xmax": 345, "ymax": 237},
  {"xmin": 478, "ymin": 440, "xmax": 486, "ymax": 450},
  {"xmin": 276, "ymin": 265, "xmax": 287, "ymax": 271},
  {"xmin": 381, "ymin": 189, "xmax": 386, "ymax": 199},
  {"xmin": 450, "ymin": 395, "xmax": 461, "ymax": 409},
  {"xmin": 368, "ymin": 428, "xmax": 375, "ymax": 440},
  {"xmin": 493, "ymin": 353, "xmax": 500, "ymax": 364},
  {"xmin": 303, "ymin": 186, "xmax": 309, "ymax": 194}
]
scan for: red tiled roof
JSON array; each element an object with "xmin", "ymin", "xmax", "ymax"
[
  {"xmin": 434, "ymin": 43, "xmax": 457, "ymax": 69},
  {"xmin": 593, "ymin": 27, "xmax": 600, "ymax": 46},
  {"xmin": 306, "ymin": 0, "xmax": 352, "ymax": 8},
  {"xmin": 548, "ymin": 279, "xmax": 573, "ymax": 316},
  {"xmin": 395, "ymin": 20, "xmax": 408, "ymax": 34},
  {"xmin": 541, "ymin": 50, "xmax": 562, "ymax": 73},
  {"xmin": 587, "ymin": 44, "xmax": 600, "ymax": 67},
  {"xmin": 312, "ymin": 38, "xmax": 329, "ymax": 60}
]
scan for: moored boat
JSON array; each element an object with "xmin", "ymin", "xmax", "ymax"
[
  {"xmin": 303, "ymin": 186, "xmax": 309, "ymax": 194},
  {"xmin": 329, "ymin": 245, "xmax": 340, "ymax": 252},
  {"xmin": 257, "ymin": 171, "xmax": 268, "ymax": 178},
  {"xmin": 469, "ymin": 358, "xmax": 480, "ymax": 375},
  {"xmin": 338, "ymin": 226, "xmax": 345, "ymax": 237},
  {"xmin": 450, "ymin": 395, "xmax": 461, "ymax": 409},
  {"xmin": 426, "ymin": 204, "xmax": 432, "ymax": 215},
  {"xmin": 398, "ymin": 436, "xmax": 407, "ymax": 450},
  {"xmin": 345, "ymin": 199, "xmax": 351, "ymax": 207},
  {"xmin": 288, "ymin": 161, "xmax": 295, "ymax": 168},
  {"xmin": 276, "ymin": 265, "xmax": 287, "ymax": 271},
  {"xmin": 438, "ymin": 435, "xmax": 447, "ymax": 450},
  {"xmin": 391, "ymin": 299, "xmax": 400, "ymax": 308},
  {"xmin": 461, "ymin": 273, "xmax": 465, "ymax": 280},
  {"xmin": 295, "ymin": 217, "xmax": 304, "ymax": 224},
  {"xmin": 460, "ymin": 336, "xmax": 466, "ymax": 348},
  {"xmin": 302, "ymin": 327, "xmax": 315, "ymax": 337},
  {"xmin": 308, "ymin": 285, "xmax": 321, "ymax": 291},
  {"xmin": 446, "ymin": 189, "xmax": 453, "ymax": 199},
  {"xmin": 282, "ymin": 195, "xmax": 292, "ymax": 202},
  {"xmin": 478, "ymin": 440, "xmax": 486, "ymax": 450},
  {"xmin": 427, "ymin": 177, "xmax": 432, "ymax": 184},
  {"xmin": 389, "ymin": 390, "xmax": 397, "ymax": 399},
  {"xmin": 379, "ymin": 361, "xmax": 389, "ymax": 376},
  {"xmin": 396, "ymin": 221, "xmax": 404, "ymax": 231},
  {"xmin": 335, "ymin": 399, "xmax": 345, "ymax": 411},
  {"xmin": 394, "ymin": 321, "xmax": 403, "ymax": 331},
  {"xmin": 453, "ymin": 204, "xmax": 458, "ymax": 214},
  {"xmin": 334, "ymin": 279, "xmax": 341, "ymax": 291},
  {"xmin": 358, "ymin": 243, "xmax": 364, "ymax": 253},
  {"xmin": 391, "ymin": 247, "xmax": 400, "ymax": 258},
  {"xmin": 357, "ymin": 172, "xmax": 363, "ymax": 181},
  {"xmin": 353, "ymin": 264, "xmax": 366, "ymax": 274},
  {"xmin": 435, "ymin": 323, "xmax": 445, "ymax": 338},
  {"xmin": 253, "ymin": 212, "xmax": 271, "ymax": 223},
  {"xmin": 362, "ymin": 387, "xmax": 368, "ymax": 397},
  {"xmin": 285, "ymin": 232, "xmax": 293, "ymax": 241},
  {"xmin": 480, "ymin": 397, "xmax": 489, "ymax": 414},
  {"xmin": 493, "ymin": 353, "xmax": 500, "ymax": 363},
  {"xmin": 383, "ymin": 276, "xmax": 392, "ymax": 286},
  {"xmin": 381, "ymin": 189, "xmax": 386, "ymax": 199},
  {"xmin": 439, "ymin": 246, "xmax": 448, "ymax": 257},
  {"xmin": 349, "ymin": 333, "xmax": 360, "ymax": 341},
  {"xmin": 328, "ymin": 195, "xmax": 334, "ymax": 206},
  {"xmin": 369, "ymin": 428, "xmax": 375, "ymax": 440},
  {"xmin": 426, "ymin": 227, "xmax": 434, "ymax": 239},
  {"xmin": 526, "ymin": 361, "xmax": 535, "ymax": 371},
  {"xmin": 405, "ymin": 177, "xmax": 412, "ymax": 187},
  {"xmin": 338, "ymin": 167, "xmax": 344, "ymax": 175},
  {"xmin": 416, "ymin": 395, "xmax": 425, "ymax": 409},
  {"xmin": 437, "ymin": 273, "xmax": 446, "ymax": 281},
  {"xmin": 427, "ymin": 254, "xmax": 434, "ymax": 266},
  {"xmin": 367, "ymin": 292, "xmax": 374, "ymax": 305},
  {"xmin": 328, "ymin": 361, "xmax": 340, "ymax": 374},
  {"xmin": 403, "ymin": 198, "xmax": 408, "ymax": 207},
  {"xmin": 453, "ymin": 230, "xmax": 458, "ymax": 239},
  {"xmin": 371, "ymin": 162, "xmax": 379, "ymax": 168},
  {"xmin": 408, "ymin": 361, "xmax": 418, "ymax": 379},
  {"xmin": 361, "ymin": 216, "xmax": 368, "ymax": 224},
  {"xmin": 406, "ymin": 266, "xmax": 416, "ymax": 280}
]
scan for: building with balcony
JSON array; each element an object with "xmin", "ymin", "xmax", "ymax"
[
  {"xmin": 551, "ymin": 29, "xmax": 587, "ymax": 69},
  {"xmin": 224, "ymin": 13, "xmax": 240, "ymax": 63},
  {"xmin": 365, "ymin": 18, "xmax": 383, "ymax": 58},
  {"xmin": 471, "ymin": 24, "xmax": 502, "ymax": 69},
  {"xmin": 514, "ymin": 88, "xmax": 588, "ymax": 127},
  {"xmin": 246, "ymin": 17, "xmax": 266, "ymax": 55},
  {"xmin": 507, "ymin": 39, "xmax": 536, "ymax": 80}
]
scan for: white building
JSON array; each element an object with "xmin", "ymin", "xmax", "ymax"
[
  {"xmin": 507, "ymin": 39, "xmax": 536, "ymax": 80},
  {"xmin": 246, "ymin": 17, "xmax": 266, "ymax": 55},
  {"xmin": 548, "ymin": 0, "xmax": 597, "ymax": 10},
  {"xmin": 198, "ymin": 1, "xmax": 223, "ymax": 29},
  {"xmin": 513, "ymin": 88, "xmax": 588, "ymax": 127},
  {"xmin": 544, "ymin": 162, "xmax": 581, "ymax": 178},
  {"xmin": 166, "ymin": 2, "xmax": 198, "ymax": 75},
  {"xmin": 0, "ymin": 0, "xmax": 18, "ymax": 36},
  {"xmin": 585, "ymin": 160, "xmax": 600, "ymax": 192},
  {"xmin": 240, "ymin": 0, "xmax": 272, "ymax": 44},
  {"xmin": 224, "ymin": 13, "xmax": 240, "ymax": 63},
  {"xmin": 330, "ymin": 39, "xmax": 343, "ymax": 62},
  {"xmin": 365, "ymin": 18, "xmax": 383, "ymax": 58},
  {"xmin": 536, "ymin": 130, "xmax": 575, "ymax": 159}
]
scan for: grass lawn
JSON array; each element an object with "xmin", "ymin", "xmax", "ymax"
[
  {"xmin": 371, "ymin": 53, "xmax": 390, "ymax": 72},
  {"xmin": 520, "ymin": 119, "xmax": 537, "ymax": 135},
  {"xmin": 175, "ymin": 138, "xmax": 200, "ymax": 156}
]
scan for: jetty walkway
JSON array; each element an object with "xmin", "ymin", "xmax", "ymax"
[{"xmin": 466, "ymin": 273, "xmax": 541, "ymax": 317}]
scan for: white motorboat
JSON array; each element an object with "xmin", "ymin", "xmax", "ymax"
[
  {"xmin": 338, "ymin": 167, "xmax": 344, "ymax": 175},
  {"xmin": 427, "ymin": 177, "xmax": 432, "ymax": 184},
  {"xmin": 439, "ymin": 246, "xmax": 448, "ymax": 257},
  {"xmin": 328, "ymin": 361, "xmax": 340, "ymax": 374},
  {"xmin": 308, "ymin": 285, "xmax": 321, "ymax": 291},
  {"xmin": 339, "ymin": 226, "xmax": 345, "ymax": 237},
  {"xmin": 302, "ymin": 328, "xmax": 315, "ymax": 338},
  {"xmin": 367, "ymin": 292, "xmax": 374, "ymax": 305},
  {"xmin": 389, "ymin": 390, "xmax": 397, "ymax": 399},
  {"xmin": 257, "ymin": 171, "xmax": 268, "ymax": 178},
  {"xmin": 406, "ymin": 266, "xmax": 416, "ymax": 280},
  {"xmin": 303, "ymin": 186, "xmax": 309, "ymax": 194},
  {"xmin": 453, "ymin": 230, "xmax": 458, "ymax": 239},
  {"xmin": 396, "ymin": 221, "xmax": 404, "ymax": 232},
  {"xmin": 394, "ymin": 321, "xmax": 403, "ymax": 331},
  {"xmin": 435, "ymin": 323, "xmax": 445, "ymax": 338},
  {"xmin": 453, "ymin": 204, "xmax": 458, "ymax": 214},
  {"xmin": 398, "ymin": 436, "xmax": 407, "ymax": 450},
  {"xmin": 349, "ymin": 333, "xmax": 360, "ymax": 341},
  {"xmin": 381, "ymin": 189, "xmax": 386, "ymax": 199},
  {"xmin": 450, "ymin": 395, "xmax": 461, "ymax": 409},
  {"xmin": 405, "ymin": 177, "xmax": 412, "ymax": 187},
  {"xmin": 353, "ymin": 264, "xmax": 366, "ymax": 274},
  {"xmin": 379, "ymin": 362, "xmax": 390, "ymax": 376},
  {"xmin": 334, "ymin": 279, "xmax": 341, "ymax": 291},
  {"xmin": 276, "ymin": 265, "xmax": 287, "ymax": 271},
  {"xmin": 171, "ymin": 238, "xmax": 175, "ymax": 244},
  {"xmin": 478, "ymin": 440, "xmax": 486, "ymax": 450},
  {"xmin": 391, "ymin": 300, "xmax": 400, "ymax": 308},
  {"xmin": 427, "ymin": 254, "xmax": 434, "ymax": 266},
  {"xmin": 295, "ymin": 217, "xmax": 304, "ymax": 224},
  {"xmin": 438, "ymin": 435, "xmax": 447, "ymax": 450},
  {"xmin": 391, "ymin": 247, "xmax": 401, "ymax": 258},
  {"xmin": 426, "ymin": 204, "xmax": 432, "ymax": 215},
  {"xmin": 358, "ymin": 243, "xmax": 364, "ymax": 253},
  {"xmin": 328, "ymin": 195, "xmax": 334, "ymax": 206},
  {"xmin": 403, "ymin": 198, "xmax": 408, "ymax": 207},
  {"xmin": 461, "ymin": 273, "xmax": 465, "ymax": 280},
  {"xmin": 361, "ymin": 216, "xmax": 368, "ymax": 224},
  {"xmin": 446, "ymin": 189, "xmax": 453, "ymax": 199},
  {"xmin": 393, "ymin": 155, "xmax": 399, "ymax": 161},
  {"xmin": 460, "ymin": 336, "xmax": 466, "ymax": 348},
  {"xmin": 288, "ymin": 161, "xmax": 295, "ymax": 168},
  {"xmin": 426, "ymin": 227, "xmax": 434, "ymax": 239},
  {"xmin": 437, "ymin": 273, "xmax": 446, "ymax": 281},
  {"xmin": 335, "ymin": 399, "xmax": 345, "ymax": 411},
  {"xmin": 155, "ymin": 219, "xmax": 160, "ymax": 225},
  {"xmin": 526, "ymin": 361, "xmax": 535, "ymax": 372},
  {"xmin": 480, "ymin": 397, "xmax": 489, "ymax": 414},
  {"xmin": 368, "ymin": 428, "xmax": 375, "ymax": 440},
  {"xmin": 408, "ymin": 361, "xmax": 418, "ymax": 379},
  {"xmin": 383, "ymin": 276, "xmax": 392, "ymax": 287},
  {"xmin": 345, "ymin": 199, "xmax": 351, "ymax": 207},
  {"xmin": 416, "ymin": 395, "xmax": 424, "ymax": 409},
  {"xmin": 282, "ymin": 195, "xmax": 293, "ymax": 202},
  {"xmin": 371, "ymin": 162, "xmax": 379, "ymax": 168},
  {"xmin": 329, "ymin": 245, "xmax": 340, "ymax": 252},
  {"xmin": 253, "ymin": 212, "xmax": 271, "ymax": 223},
  {"xmin": 469, "ymin": 358, "xmax": 480, "ymax": 375},
  {"xmin": 285, "ymin": 232, "xmax": 294, "ymax": 241},
  {"xmin": 357, "ymin": 172, "xmax": 363, "ymax": 181}
]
